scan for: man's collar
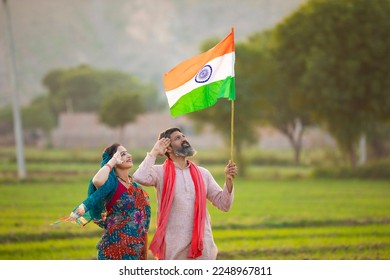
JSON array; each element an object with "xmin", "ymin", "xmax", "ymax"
[{"xmin": 172, "ymin": 159, "xmax": 191, "ymax": 170}]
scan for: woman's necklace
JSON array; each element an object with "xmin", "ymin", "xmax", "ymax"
[{"xmin": 117, "ymin": 175, "xmax": 131, "ymax": 185}]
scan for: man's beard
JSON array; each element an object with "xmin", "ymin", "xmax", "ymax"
[{"xmin": 172, "ymin": 141, "xmax": 197, "ymax": 157}]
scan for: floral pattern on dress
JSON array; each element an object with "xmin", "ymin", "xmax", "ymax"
[{"xmin": 97, "ymin": 181, "xmax": 151, "ymax": 260}]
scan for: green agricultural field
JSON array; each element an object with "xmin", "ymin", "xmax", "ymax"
[{"xmin": 0, "ymin": 148, "xmax": 389, "ymax": 260}]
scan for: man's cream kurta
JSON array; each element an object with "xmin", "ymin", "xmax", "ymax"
[{"xmin": 133, "ymin": 153, "xmax": 234, "ymax": 260}]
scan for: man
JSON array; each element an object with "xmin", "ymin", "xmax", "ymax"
[{"xmin": 133, "ymin": 127, "xmax": 237, "ymax": 260}]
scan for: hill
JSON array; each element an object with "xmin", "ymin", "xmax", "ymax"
[{"xmin": 0, "ymin": 0, "xmax": 306, "ymax": 106}]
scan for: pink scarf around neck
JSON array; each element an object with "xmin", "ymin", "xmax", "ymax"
[{"xmin": 149, "ymin": 158, "xmax": 206, "ymax": 259}]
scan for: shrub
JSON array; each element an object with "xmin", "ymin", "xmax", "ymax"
[{"xmin": 313, "ymin": 159, "xmax": 390, "ymax": 180}]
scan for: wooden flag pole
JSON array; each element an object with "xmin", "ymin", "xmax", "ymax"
[
  {"xmin": 230, "ymin": 100, "xmax": 234, "ymax": 162},
  {"xmin": 230, "ymin": 26, "xmax": 235, "ymax": 163}
]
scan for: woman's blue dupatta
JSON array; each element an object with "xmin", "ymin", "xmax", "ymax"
[{"xmin": 74, "ymin": 151, "xmax": 118, "ymax": 227}]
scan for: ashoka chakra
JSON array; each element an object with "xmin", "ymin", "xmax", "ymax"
[{"xmin": 195, "ymin": 65, "xmax": 212, "ymax": 83}]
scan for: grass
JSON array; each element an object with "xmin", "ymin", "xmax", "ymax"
[
  {"xmin": 0, "ymin": 147, "xmax": 389, "ymax": 260},
  {"xmin": 215, "ymin": 224, "xmax": 390, "ymax": 259}
]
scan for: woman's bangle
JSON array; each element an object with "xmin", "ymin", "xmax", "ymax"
[{"xmin": 104, "ymin": 163, "xmax": 113, "ymax": 171}]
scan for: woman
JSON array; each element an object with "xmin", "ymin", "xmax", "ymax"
[{"xmin": 64, "ymin": 143, "xmax": 151, "ymax": 260}]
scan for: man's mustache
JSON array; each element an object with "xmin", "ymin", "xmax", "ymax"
[{"xmin": 182, "ymin": 141, "xmax": 191, "ymax": 147}]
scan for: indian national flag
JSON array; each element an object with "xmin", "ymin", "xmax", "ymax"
[{"xmin": 163, "ymin": 29, "xmax": 235, "ymax": 117}]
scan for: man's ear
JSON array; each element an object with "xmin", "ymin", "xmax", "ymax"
[{"xmin": 166, "ymin": 146, "xmax": 173, "ymax": 153}]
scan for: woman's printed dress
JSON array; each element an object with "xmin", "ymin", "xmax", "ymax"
[{"xmin": 97, "ymin": 180, "xmax": 151, "ymax": 260}]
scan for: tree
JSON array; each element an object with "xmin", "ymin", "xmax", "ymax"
[
  {"xmin": 365, "ymin": 121, "xmax": 390, "ymax": 160},
  {"xmin": 98, "ymin": 91, "xmax": 144, "ymax": 142},
  {"xmin": 58, "ymin": 65, "xmax": 105, "ymax": 112},
  {"xmin": 22, "ymin": 96, "xmax": 56, "ymax": 146},
  {"xmin": 42, "ymin": 65, "xmax": 160, "ymax": 119},
  {"xmin": 0, "ymin": 106, "xmax": 13, "ymax": 136},
  {"xmin": 273, "ymin": 0, "xmax": 390, "ymax": 168},
  {"xmin": 42, "ymin": 68, "xmax": 67, "ymax": 122},
  {"xmin": 247, "ymin": 31, "xmax": 312, "ymax": 165},
  {"xmin": 98, "ymin": 69, "xmax": 164, "ymax": 112}
]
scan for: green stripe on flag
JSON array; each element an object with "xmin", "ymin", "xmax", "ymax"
[{"xmin": 170, "ymin": 77, "xmax": 235, "ymax": 117}]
